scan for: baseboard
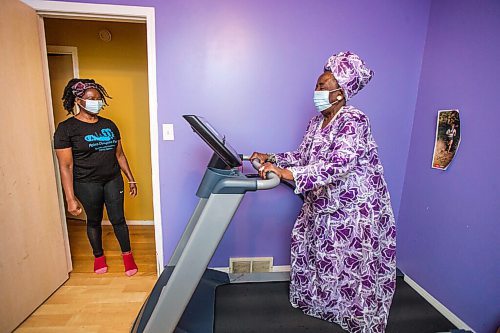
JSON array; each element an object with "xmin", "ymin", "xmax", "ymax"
[
  {"xmin": 102, "ymin": 220, "xmax": 154, "ymax": 225},
  {"xmin": 403, "ymin": 275, "xmax": 475, "ymax": 332},
  {"xmin": 272, "ymin": 265, "xmax": 291, "ymax": 272},
  {"xmin": 211, "ymin": 267, "xmax": 230, "ymax": 273},
  {"xmin": 211, "ymin": 265, "xmax": 291, "ymax": 274},
  {"xmin": 67, "ymin": 218, "xmax": 154, "ymax": 226}
]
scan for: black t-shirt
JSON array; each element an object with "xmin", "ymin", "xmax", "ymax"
[{"xmin": 54, "ymin": 116, "xmax": 121, "ymax": 183}]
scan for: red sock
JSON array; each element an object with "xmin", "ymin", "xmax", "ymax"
[
  {"xmin": 122, "ymin": 252, "xmax": 138, "ymax": 277},
  {"xmin": 94, "ymin": 255, "xmax": 108, "ymax": 274}
]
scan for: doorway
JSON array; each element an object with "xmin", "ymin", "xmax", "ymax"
[
  {"xmin": 24, "ymin": 0, "xmax": 164, "ymax": 274},
  {"xmin": 44, "ymin": 17, "xmax": 158, "ymax": 274}
]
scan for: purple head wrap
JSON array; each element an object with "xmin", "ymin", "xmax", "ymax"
[
  {"xmin": 324, "ymin": 51, "xmax": 373, "ymax": 100},
  {"xmin": 71, "ymin": 81, "xmax": 98, "ymax": 97}
]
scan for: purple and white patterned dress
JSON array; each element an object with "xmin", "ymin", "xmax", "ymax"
[{"xmin": 274, "ymin": 106, "xmax": 396, "ymax": 333}]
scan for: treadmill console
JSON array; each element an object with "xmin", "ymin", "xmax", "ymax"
[{"xmin": 183, "ymin": 115, "xmax": 242, "ymax": 168}]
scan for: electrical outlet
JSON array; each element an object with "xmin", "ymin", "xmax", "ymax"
[{"xmin": 162, "ymin": 123, "xmax": 174, "ymax": 141}]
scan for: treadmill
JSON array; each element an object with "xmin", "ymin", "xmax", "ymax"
[
  {"xmin": 132, "ymin": 115, "xmax": 286, "ymax": 333},
  {"xmin": 131, "ymin": 116, "xmax": 461, "ymax": 333}
]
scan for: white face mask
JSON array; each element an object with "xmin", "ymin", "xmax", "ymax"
[
  {"xmin": 313, "ymin": 88, "xmax": 342, "ymax": 112},
  {"xmin": 79, "ymin": 99, "xmax": 104, "ymax": 114}
]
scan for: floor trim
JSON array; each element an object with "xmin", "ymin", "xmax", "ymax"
[
  {"xmin": 68, "ymin": 218, "xmax": 154, "ymax": 226},
  {"xmin": 211, "ymin": 265, "xmax": 291, "ymax": 274},
  {"xmin": 103, "ymin": 220, "xmax": 154, "ymax": 226},
  {"xmin": 403, "ymin": 275, "xmax": 475, "ymax": 332}
]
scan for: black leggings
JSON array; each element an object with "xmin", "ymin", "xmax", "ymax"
[{"xmin": 74, "ymin": 176, "xmax": 131, "ymax": 257}]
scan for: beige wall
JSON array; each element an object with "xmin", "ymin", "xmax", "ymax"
[
  {"xmin": 44, "ymin": 18, "xmax": 153, "ymax": 221},
  {"xmin": 0, "ymin": 1, "xmax": 69, "ymax": 332}
]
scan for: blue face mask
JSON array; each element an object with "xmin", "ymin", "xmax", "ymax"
[
  {"xmin": 80, "ymin": 99, "xmax": 104, "ymax": 114},
  {"xmin": 313, "ymin": 88, "xmax": 342, "ymax": 112}
]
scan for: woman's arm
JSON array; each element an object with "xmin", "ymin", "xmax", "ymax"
[
  {"xmin": 115, "ymin": 140, "xmax": 137, "ymax": 197},
  {"xmin": 55, "ymin": 148, "xmax": 82, "ymax": 216}
]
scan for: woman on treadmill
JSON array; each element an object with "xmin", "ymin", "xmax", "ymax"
[{"xmin": 251, "ymin": 51, "xmax": 396, "ymax": 333}]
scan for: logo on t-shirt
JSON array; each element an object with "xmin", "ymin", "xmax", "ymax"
[{"xmin": 84, "ymin": 128, "xmax": 117, "ymax": 151}]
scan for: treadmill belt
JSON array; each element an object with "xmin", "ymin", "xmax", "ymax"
[{"xmin": 214, "ymin": 277, "xmax": 457, "ymax": 333}]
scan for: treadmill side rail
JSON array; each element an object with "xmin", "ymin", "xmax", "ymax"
[
  {"xmin": 144, "ymin": 193, "xmax": 245, "ymax": 333},
  {"xmin": 168, "ymin": 198, "xmax": 208, "ymax": 267}
]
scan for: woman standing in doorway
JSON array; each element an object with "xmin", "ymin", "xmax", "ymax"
[{"xmin": 54, "ymin": 78, "xmax": 138, "ymax": 276}]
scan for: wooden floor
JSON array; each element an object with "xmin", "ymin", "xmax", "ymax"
[{"xmin": 15, "ymin": 220, "xmax": 157, "ymax": 333}]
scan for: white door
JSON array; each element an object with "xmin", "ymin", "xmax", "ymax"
[{"xmin": 0, "ymin": 1, "xmax": 69, "ymax": 332}]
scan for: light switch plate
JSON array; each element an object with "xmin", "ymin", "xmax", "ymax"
[{"xmin": 163, "ymin": 123, "xmax": 174, "ymax": 141}]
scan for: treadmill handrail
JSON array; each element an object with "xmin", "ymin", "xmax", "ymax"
[{"xmin": 249, "ymin": 159, "xmax": 281, "ymax": 190}]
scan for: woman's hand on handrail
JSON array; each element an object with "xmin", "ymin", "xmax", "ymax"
[
  {"xmin": 258, "ymin": 162, "xmax": 294, "ymax": 181},
  {"xmin": 249, "ymin": 152, "xmax": 269, "ymax": 164}
]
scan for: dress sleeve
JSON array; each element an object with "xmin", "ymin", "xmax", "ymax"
[
  {"xmin": 288, "ymin": 115, "xmax": 368, "ymax": 194},
  {"xmin": 53, "ymin": 122, "xmax": 71, "ymax": 149},
  {"xmin": 273, "ymin": 119, "xmax": 314, "ymax": 168}
]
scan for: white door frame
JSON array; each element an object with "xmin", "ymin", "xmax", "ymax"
[
  {"xmin": 47, "ymin": 45, "xmax": 80, "ymax": 78},
  {"xmin": 46, "ymin": 45, "xmax": 81, "ymax": 271},
  {"xmin": 23, "ymin": 0, "xmax": 164, "ymax": 274}
]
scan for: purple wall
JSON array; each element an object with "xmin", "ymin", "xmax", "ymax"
[
  {"xmin": 398, "ymin": 1, "xmax": 500, "ymax": 332},
  {"xmin": 150, "ymin": 0, "xmax": 431, "ymax": 268},
  {"xmin": 59, "ymin": 0, "xmax": 430, "ymax": 265}
]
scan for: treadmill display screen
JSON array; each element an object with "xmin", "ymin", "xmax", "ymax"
[{"xmin": 183, "ymin": 115, "xmax": 242, "ymax": 168}]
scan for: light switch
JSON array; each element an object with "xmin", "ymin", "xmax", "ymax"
[{"xmin": 163, "ymin": 123, "xmax": 174, "ymax": 141}]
